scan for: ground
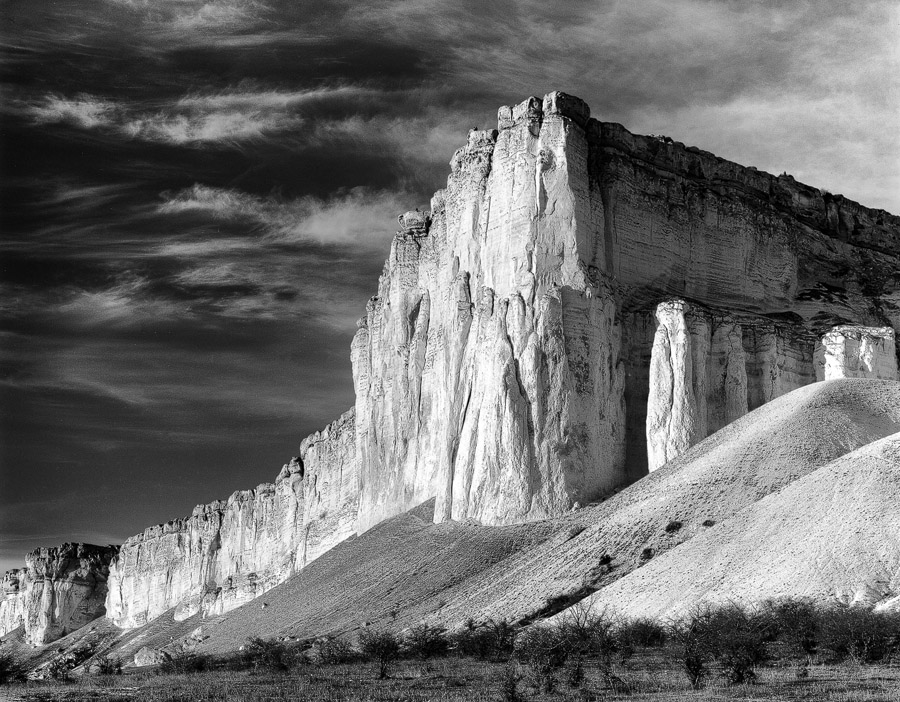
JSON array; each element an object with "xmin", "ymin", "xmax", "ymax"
[{"xmin": 3, "ymin": 650, "xmax": 899, "ymax": 701}]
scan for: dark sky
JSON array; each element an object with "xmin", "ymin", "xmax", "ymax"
[{"xmin": 1, "ymin": 0, "xmax": 898, "ymax": 572}]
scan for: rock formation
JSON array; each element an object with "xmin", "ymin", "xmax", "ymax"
[
  {"xmin": 105, "ymin": 410, "xmax": 357, "ymax": 628},
  {"xmin": 9, "ymin": 92, "xmax": 899, "ymax": 640},
  {"xmin": 0, "ymin": 544, "xmax": 117, "ymax": 645}
]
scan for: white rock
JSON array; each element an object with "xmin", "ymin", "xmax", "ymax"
[{"xmin": 815, "ymin": 326, "xmax": 898, "ymax": 381}]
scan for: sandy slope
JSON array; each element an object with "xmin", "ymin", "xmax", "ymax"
[
  {"xmin": 571, "ymin": 431, "xmax": 900, "ymax": 620},
  {"xmin": 174, "ymin": 380, "xmax": 900, "ymax": 652}
]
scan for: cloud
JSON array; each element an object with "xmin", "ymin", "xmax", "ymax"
[
  {"xmin": 158, "ymin": 184, "xmax": 413, "ymax": 248},
  {"xmin": 30, "ymin": 95, "xmax": 120, "ymax": 130}
]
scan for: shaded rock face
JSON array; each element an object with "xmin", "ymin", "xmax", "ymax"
[
  {"xmin": 57, "ymin": 91, "xmax": 897, "ymax": 632},
  {"xmin": 0, "ymin": 544, "xmax": 117, "ymax": 645},
  {"xmin": 105, "ymin": 410, "xmax": 357, "ymax": 629}
]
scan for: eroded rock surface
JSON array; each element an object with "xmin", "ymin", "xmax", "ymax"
[
  {"xmin": 815, "ymin": 326, "xmax": 898, "ymax": 381},
  {"xmin": 106, "ymin": 410, "xmax": 357, "ymax": 628},
  {"xmin": 16, "ymin": 91, "xmax": 898, "ymax": 637},
  {"xmin": 0, "ymin": 544, "xmax": 117, "ymax": 645}
]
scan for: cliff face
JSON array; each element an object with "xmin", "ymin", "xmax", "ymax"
[
  {"xmin": 105, "ymin": 410, "xmax": 357, "ymax": 629},
  {"xmin": 351, "ymin": 91, "xmax": 899, "ymax": 505},
  {"xmin": 16, "ymin": 92, "xmax": 898, "ymax": 639},
  {"xmin": 352, "ymin": 94, "xmax": 625, "ymax": 530},
  {"xmin": 0, "ymin": 544, "xmax": 117, "ymax": 645}
]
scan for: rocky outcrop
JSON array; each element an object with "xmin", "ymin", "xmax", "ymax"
[
  {"xmin": 353, "ymin": 94, "xmax": 626, "ymax": 529},
  {"xmin": 352, "ymin": 91, "xmax": 899, "ymax": 499},
  {"xmin": 15, "ymin": 91, "xmax": 897, "ymax": 638},
  {"xmin": 645, "ymin": 300, "xmax": 822, "ymax": 471},
  {"xmin": 0, "ymin": 570, "xmax": 26, "ymax": 637},
  {"xmin": 105, "ymin": 410, "xmax": 357, "ymax": 629},
  {"xmin": 0, "ymin": 544, "xmax": 117, "ymax": 645},
  {"xmin": 815, "ymin": 326, "xmax": 898, "ymax": 381}
]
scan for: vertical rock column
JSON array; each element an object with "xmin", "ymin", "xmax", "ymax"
[
  {"xmin": 646, "ymin": 300, "xmax": 748, "ymax": 471},
  {"xmin": 814, "ymin": 326, "xmax": 898, "ymax": 381}
]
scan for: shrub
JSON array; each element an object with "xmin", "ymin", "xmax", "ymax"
[
  {"xmin": 640, "ymin": 548, "xmax": 654, "ymax": 561},
  {"xmin": 46, "ymin": 656, "xmax": 73, "ymax": 682},
  {"xmin": 159, "ymin": 651, "xmax": 210, "ymax": 675},
  {"xmin": 310, "ymin": 635, "xmax": 356, "ymax": 664},
  {"xmin": 453, "ymin": 619, "xmax": 516, "ymax": 661},
  {"xmin": 403, "ymin": 623, "xmax": 450, "ymax": 660},
  {"xmin": 598, "ymin": 554, "xmax": 612, "ymax": 567},
  {"xmin": 702, "ymin": 519, "xmax": 716, "ymax": 527},
  {"xmin": 0, "ymin": 652, "xmax": 26, "ymax": 685},
  {"xmin": 819, "ymin": 607, "xmax": 900, "ymax": 664},
  {"xmin": 243, "ymin": 637, "xmax": 292, "ymax": 672},
  {"xmin": 665, "ymin": 520, "xmax": 683, "ymax": 533},
  {"xmin": 669, "ymin": 607, "xmax": 715, "ymax": 690},
  {"xmin": 761, "ymin": 598, "xmax": 818, "ymax": 662},
  {"xmin": 358, "ymin": 629, "xmax": 401, "ymax": 679},
  {"xmin": 705, "ymin": 604, "xmax": 770, "ymax": 685},
  {"xmin": 617, "ymin": 617, "xmax": 667, "ymax": 648},
  {"xmin": 93, "ymin": 655, "xmax": 122, "ymax": 676},
  {"xmin": 515, "ymin": 625, "xmax": 571, "ymax": 693}
]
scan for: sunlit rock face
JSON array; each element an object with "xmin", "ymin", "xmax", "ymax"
[
  {"xmin": 0, "ymin": 544, "xmax": 117, "ymax": 645},
  {"xmin": 0, "ymin": 570, "xmax": 26, "ymax": 637},
  {"xmin": 51, "ymin": 90, "xmax": 898, "ymax": 633},
  {"xmin": 815, "ymin": 326, "xmax": 898, "ymax": 381},
  {"xmin": 352, "ymin": 94, "xmax": 626, "ymax": 530},
  {"xmin": 105, "ymin": 410, "xmax": 357, "ymax": 629}
]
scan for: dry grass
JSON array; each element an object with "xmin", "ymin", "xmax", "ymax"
[{"xmin": 3, "ymin": 651, "xmax": 898, "ymax": 702}]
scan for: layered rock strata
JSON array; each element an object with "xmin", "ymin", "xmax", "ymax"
[
  {"xmin": 0, "ymin": 544, "xmax": 117, "ymax": 645},
  {"xmin": 14, "ymin": 91, "xmax": 898, "ymax": 638},
  {"xmin": 105, "ymin": 410, "xmax": 357, "ymax": 628}
]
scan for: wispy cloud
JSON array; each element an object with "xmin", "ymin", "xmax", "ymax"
[{"xmin": 158, "ymin": 184, "xmax": 413, "ymax": 247}]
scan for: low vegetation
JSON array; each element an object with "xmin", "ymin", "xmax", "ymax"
[{"xmin": 1, "ymin": 599, "xmax": 898, "ymax": 700}]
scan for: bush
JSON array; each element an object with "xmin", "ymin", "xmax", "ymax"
[
  {"xmin": 0, "ymin": 652, "xmax": 26, "ymax": 685},
  {"xmin": 243, "ymin": 637, "xmax": 292, "ymax": 672},
  {"xmin": 403, "ymin": 623, "xmax": 449, "ymax": 660},
  {"xmin": 310, "ymin": 635, "xmax": 356, "ymax": 664},
  {"xmin": 705, "ymin": 604, "xmax": 770, "ymax": 684},
  {"xmin": 819, "ymin": 607, "xmax": 900, "ymax": 663},
  {"xmin": 453, "ymin": 619, "xmax": 516, "ymax": 661},
  {"xmin": 515, "ymin": 626, "xmax": 571, "ymax": 693},
  {"xmin": 669, "ymin": 607, "xmax": 715, "ymax": 690},
  {"xmin": 159, "ymin": 651, "xmax": 210, "ymax": 675},
  {"xmin": 358, "ymin": 629, "xmax": 401, "ymax": 679},
  {"xmin": 93, "ymin": 655, "xmax": 122, "ymax": 676},
  {"xmin": 761, "ymin": 598, "xmax": 818, "ymax": 662},
  {"xmin": 664, "ymin": 520, "xmax": 683, "ymax": 533},
  {"xmin": 640, "ymin": 548, "xmax": 654, "ymax": 561},
  {"xmin": 617, "ymin": 617, "xmax": 667, "ymax": 648},
  {"xmin": 46, "ymin": 656, "xmax": 73, "ymax": 682}
]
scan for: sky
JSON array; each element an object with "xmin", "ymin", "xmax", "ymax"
[{"xmin": 1, "ymin": 0, "xmax": 898, "ymax": 572}]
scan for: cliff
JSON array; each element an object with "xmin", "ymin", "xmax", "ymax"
[
  {"xmin": 105, "ymin": 410, "xmax": 357, "ymax": 628},
  {"xmin": 12, "ymin": 92, "xmax": 899, "ymax": 640},
  {"xmin": 0, "ymin": 544, "xmax": 117, "ymax": 645}
]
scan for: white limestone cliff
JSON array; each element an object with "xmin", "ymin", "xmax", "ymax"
[
  {"xmin": 815, "ymin": 326, "xmax": 898, "ymax": 381},
  {"xmin": 105, "ymin": 410, "xmax": 357, "ymax": 629},
  {"xmin": 0, "ymin": 544, "xmax": 116, "ymax": 645},
  {"xmin": 13, "ymin": 91, "xmax": 899, "ymax": 640},
  {"xmin": 0, "ymin": 570, "xmax": 25, "ymax": 637}
]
